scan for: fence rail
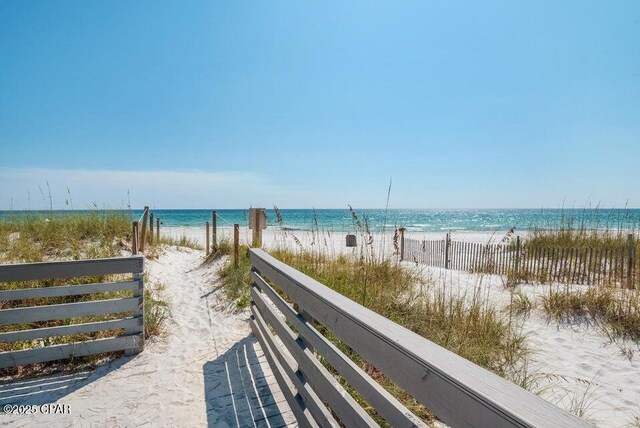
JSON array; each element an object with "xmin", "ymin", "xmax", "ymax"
[
  {"xmin": 249, "ymin": 248, "xmax": 587, "ymax": 427},
  {"xmin": 403, "ymin": 234, "xmax": 637, "ymax": 287},
  {"xmin": 0, "ymin": 256, "xmax": 144, "ymax": 369}
]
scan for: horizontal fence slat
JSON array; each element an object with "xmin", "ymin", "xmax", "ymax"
[
  {"xmin": 0, "ymin": 280, "xmax": 140, "ymax": 302},
  {"xmin": 251, "ymin": 271, "xmax": 425, "ymax": 428},
  {"xmin": 0, "ymin": 317, "xmax": 142, "ymax": 343},
  {"xmin": 0, "ymin": 297, "xmax": 142, "ymax": 325},
  {"xmin": 251, "ymin": 285, "xmax": 377, "ymax": 427},
  {"xmin": 250, "ymin": 321, "xmax": 320, "ymax": 428},
  {"xmin": 250, "ymin": 248, "xmax": 588, "ymax": 428},
  {"xmin": 0, "ymin": 335, "xmax": 139, "ymax": 368},
  {"xmin": 250, "ymin": 305, "xmax": 328, "ymax": 428},
  {"xmin": 0, "ymin": 256, "xmax": 144, "ymax": 283}
]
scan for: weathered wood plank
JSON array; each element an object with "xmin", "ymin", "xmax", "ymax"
[
  {"xmin": 0, "ymin": 280, "xmax": 139, "ymax": 301},
  {"xmin": 250, "ymin": 248, "xmax": 588, "ymax": 428},
  {"xmin": 249, "ymin": 319, "xmax": 318, "ymax": 428},
  {"xmin": 0, "ymin": 297, "xmax": 141, "ymax": 325},
  {"xmin": 251, "ymin": 305, "xmax": 330, "ymax": 427},
  {"xmin": 252, "ymin": 271, "xmax": 425, "ymax": 427},
  {"xmin": 0, "ymin": 317, "xmax": 142, "ymax": 343},
  {"xmin": 0, "ymin": 256, "xmax": 144, "ymax": 283},
  {"xmin": 252, "ymin": 287, "xmax": 376, "ymax": 427},
  {"xmin": 0, "ymin": 335, "xmax": 139, "ymax": 368}
]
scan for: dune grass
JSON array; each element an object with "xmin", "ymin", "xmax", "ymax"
[
  {"xmin": 217, "ymin": 245, "xmax": 252, "ymax": 308},
  {"xmin": 527, "ymin": 226, "xmax": 635, "ymax": 251},
  {"xmin": 542, "ymin": 286, "xmax": 640, "ymax": 341},
  {"xmin": 157, "ymin": 234, "xmax": 203, "ymax": 250},
  {"xmin": 0, "ymin": 211, "xmax": 132, "ymax": 263},
  {"xmin": 498, "ymin": 221, "xmax": 640, "ymax": 340},
  {"xmin": 269, "ymin": 248, "xmax": 527, "ymax": 374}
]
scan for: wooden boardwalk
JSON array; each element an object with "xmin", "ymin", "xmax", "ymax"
[{"xmin": 204, "ymin": 336, "xmax": 296, "ymax": 428}]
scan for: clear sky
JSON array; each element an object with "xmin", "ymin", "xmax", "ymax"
[{"xmin": 1, "ymin": 1, "xmax": 639, "ymax": 210}]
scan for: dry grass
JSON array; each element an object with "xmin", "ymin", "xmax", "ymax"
[
  {"xmin": 528, "ymin": 226, "xmax": 634, "ymax": 251},
  {"xmin": 144, "ymin": 283, "xmax": 170, "ymax": 337},
  {"xmin": 542, "ymin": 286, "xmax": 640, "ymax": 341},
  {"xmin": 509, "ymin": 290, "xmax": 534, "ymax": 316},
  {"xmin": 217, "ymin": 245, "xmax": 252, "ymax": 309},
  {"xmin": 157, "ymin": 234, "xmax": 202, "ymax": 250},
  {"xmin": 0, "ymin": 211, "xmax": 131, "ymax": 263}
]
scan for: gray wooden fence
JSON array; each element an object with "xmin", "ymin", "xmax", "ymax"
[
  {"xmin": 249, "ymin": 248, "xmax": 588, "ymax": 427},
  {"xmin": 403, "ymin": 234, "xmax": 637, "ymax": 287},
  {"xmin": 0, "ymin": 256, "xmax": 144, "ymax": 369}
]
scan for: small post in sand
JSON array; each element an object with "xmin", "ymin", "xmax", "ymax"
[
  {"xmin": 628, "ymin": 234, "xmax": 635, "ymax": 288},
  {"xmin": 206, "ymin": 222, "xmax": 210, "ymax": 256},
  {"xmin": 515, "ymin": 236, "xmax": 521, "ymax": 275},
  {"xmin": 398, "ymin": 227, "xmax": 406, "ymax": 261},
  {"xmin": 212, "ymin": 210, "xmax": 217, "ymax": 251},
  {"xmin": 140, "ymin": 206, "xmax": 149, "ymax": 252},
  {"xmin": 253, "ymin": 212, "xmax": 260, "ymax": 247},
  {"xmin": 444, "ymin": 232, "xmax": 451, "ymax": 269},
  {"xmin": 148, "ymin": 213, "xmax": 154, "ymax": 244},
  {"xmin": 156, "ymin": 217, "xmax": 160, "ymax": 241},
  {"xmin": 250, "ymin": 208, "xmax": 265, "ymax": 248},
  {"xmin": 132, "ymin": 221, "xmax": 139, "ymax": 255},
  {"xmin": 234, "ymin": 223, "xmax": 240, "ymax": 267}
]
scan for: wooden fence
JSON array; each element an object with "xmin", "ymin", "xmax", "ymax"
[
  {"xmin": 249, "ymin": 248, "xmax": 587, "ymax": 427},
  {"xmin": 132, "ymin": 206, "xmax": 162, "ymax": 255},
  {"xmin": 0, "ymin": 256, "xmax": 145, "ymax": 369},
  {"xmin": 403, "ymin": 234, "xmax": 637, "ymax": 287}
]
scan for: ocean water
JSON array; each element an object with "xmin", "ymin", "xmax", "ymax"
[{"xmin": 1, "ymin": 209, "xmax": 639, "ymax": 233}]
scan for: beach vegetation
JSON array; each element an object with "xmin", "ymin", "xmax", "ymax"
[
  {"xmin": 542, "ymin": 286, "xmax": 640, "ymax": 341},
  {"xmin": 144, "ymin": 283, "xmax": 170, "ymax": 337},
  {"xmin": 509, "ymin": 290, "xmax": 534, "ymax": 316},
  {"xmin": 0, "ymin": 211, "xmax": 131, "ymax": 263},
  {"xmin": 217, "ymin": 245, "xmax": 252, "ymax": 309},
  {"xmin": 156, "ymin": 234, "xmax": 202, "ymax": 251}
]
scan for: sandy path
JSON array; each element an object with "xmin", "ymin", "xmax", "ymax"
[{"xmin": 0, "ymin": 247, "xmax": 295, "ymax": 427}]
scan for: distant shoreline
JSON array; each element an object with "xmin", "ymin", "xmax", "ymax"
[{"xmin": 2, "ymin": 208, "xmax": 639, "ymax": 233}]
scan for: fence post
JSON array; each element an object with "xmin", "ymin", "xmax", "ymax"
[
  {"xmin": 628, "ymin": 234, "xmax": 635, "ymax": 288},
  {"xmin": 234, "ymin": 223, "xmax": 240, "ymax": 267},
  {"xmin": 126, "ymin": 271, "xmax": 145, "ymax": 355},
  {"xmin": 212, "ymin": 210, "xmax": 217, "ymax": 251},
  {"xmin": 148, "ymin": 213, "xmax": 154, "ymax": 244},
  {"xmin": 140, "ymin": 206, "xmax": 149, "ymax": 252},
  {"xmin": 206, "ymin": 222, "xmax": 210, "ymax": 256},
  {"xmin": 252, "ymin": 209, "xmax": 264, "ymax": 248},
  {"xmin": 398, "ymin": 227, "xmax": 406, "ymax": 261},
  {"xmin": 515, "ymin": 236, "xmax": 521, "ymax": 275},
  {"xmin": 156, "ymin": 217, "xmax": 160, "ymax": 241},
  {"xmin": 444, "ymin": 233, "xmax": 451, "ymax": 269},
  {"xmin": 132, "ymin": 221, "xmax": 139, "ymax": 255}
]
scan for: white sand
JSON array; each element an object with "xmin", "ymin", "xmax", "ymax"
[{"xmin": 0, "ymin": 247, "xmax": 295, "ymax": 427}]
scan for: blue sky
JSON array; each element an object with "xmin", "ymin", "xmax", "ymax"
[{"xmin": 1, "ymin": 1, "xmax": 639, "ymax": 209}]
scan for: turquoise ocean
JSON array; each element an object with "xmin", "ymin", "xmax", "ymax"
[{"xmin": 1, "ymin": 209, "xmax": 639, "ymax": 233}]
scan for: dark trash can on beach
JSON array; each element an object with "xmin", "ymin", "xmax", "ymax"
[{"xmin": 346, "ymin": 234, "xmax": 357, "ymax": 247}]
